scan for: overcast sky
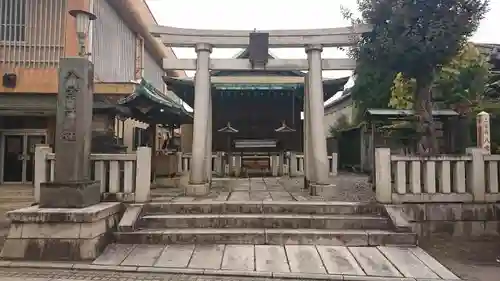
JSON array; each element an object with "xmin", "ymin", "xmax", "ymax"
[{"xmin": 146, "ymin": 0, "xmax": 499, "ymax": 79}]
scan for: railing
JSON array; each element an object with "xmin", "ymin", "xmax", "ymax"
[
  {"xmin": 34, "ymin": 145, "xmax": 152, "ymax": 203},
  {"xmin": 0, "ymin": 0, "xmax": 67, "ymax": 69},
  {"xmin": 375, "ymin": 147, "xmax": 500, "ymax": 203},
  {"xmin": 292, "ymin": 153, "xmax": 338, "ymax": 177},
  {"xmin": 176, "ymin": 152, "xmax": 217, "ymax": 175},
  {"xmin": 175, "ymin": 152, "xmax": 338, "ymax": 177}
]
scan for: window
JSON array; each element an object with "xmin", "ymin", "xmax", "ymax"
[{"xmin": 0, "ymin": 0, "xmax": 26, "ymax": 42}]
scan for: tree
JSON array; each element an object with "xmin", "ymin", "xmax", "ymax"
[
  {"xmin": 341, "ymin": 7, "xmax": 397, "ymax": 123},
  {"xmin": 389, "ymin": 73, "xmax": 415, "ymax": 109},
  {"xmin": 484, "ymin": 73, "xmax": 500, "ymax": 99},
  {"xmin": 350, "ymin": 0, "xmax": 489, "ymax": 155},
  {"xmin": 389, "ymin": 43, "xmax": 490, "ymax": 112},
  {"xmin": 349, "ymin": 65, "xmax": 397, "ymax": 122},
  {"xmin": 389, "ymin": 43, "xmax": 490, "ymax": 151}
]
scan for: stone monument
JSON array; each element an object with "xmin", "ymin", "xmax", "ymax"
[
  {"xmin": 476, "ymin": 111, "xmax": 491, "ymax": 154},
  {"xmin": 39, "ymin": 57, "xmax": 101, "ymax": 208}
]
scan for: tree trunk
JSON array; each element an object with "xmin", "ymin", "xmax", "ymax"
[
  {"xmin": 414, "ymin": 74, "xmax": 438, "ymax": 155},
  {"xmin": 453, "ymin": 102, "xmax": 472, "ymax": 153}
]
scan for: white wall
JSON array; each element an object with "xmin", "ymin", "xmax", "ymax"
[{"xmin": 323, "ymin": 95, "xmax": 355, "ymax": 136}]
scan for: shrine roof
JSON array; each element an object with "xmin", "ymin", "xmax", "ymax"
[
  {"xmin": 211, "ymin": 48, "xmax": 304, "ymax": 77},
  {"xmin": 365, "ymin": 108, "xmax": 458, "ymax": 121},
  {"xmin": 162, "ymin": 76, "xmax": 349, "ymax": 107},
  {"xmin": 118, "ymin": 79, "xmax": 192, "ymax": 125}
]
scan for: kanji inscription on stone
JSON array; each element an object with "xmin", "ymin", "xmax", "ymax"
[{"xmin": 60, "ymin": 71, "xmax": 80, "ymax": 142}]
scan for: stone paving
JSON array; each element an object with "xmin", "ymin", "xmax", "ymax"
[
  {"xmin": 90, "ymin": 243, "xmax": 460, "ymax": 280},
  {"xmin": 151, "ymin": 174, "xmax": 375, "ymax": 203},
  {"xmin": 0, "ymin": 267, "xmax": 279, "ymax": 281}
]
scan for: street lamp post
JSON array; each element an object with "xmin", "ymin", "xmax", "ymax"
[{"xmin": 69, "ymin": 9, "xmax": 96, "ymax": 57}]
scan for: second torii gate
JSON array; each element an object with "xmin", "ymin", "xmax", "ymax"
[{"xmin": 150, "ymin": 24, "xmax": 372, "ymax": 196}]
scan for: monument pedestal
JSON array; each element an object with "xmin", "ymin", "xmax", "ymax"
[
  {"xmin": 0, "ymin": 202, "xmax": 121, "ymax": 261},
  {"xmin": 40, "ymin": 180, "xmax": 101, "ymax": 208}
]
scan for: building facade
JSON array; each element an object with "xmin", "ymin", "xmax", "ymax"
[{"xmin": 0, "ymin": 0, "xmax": 181, "ymax": 184}]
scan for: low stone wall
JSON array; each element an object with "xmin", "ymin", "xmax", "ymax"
[
  {"xmin": 0, "ymin": 202, "xmax": 122, "ymax": 261},
  {"xmin": 385, "ymin": 203, "xmax": 500, "ymax": 238}
]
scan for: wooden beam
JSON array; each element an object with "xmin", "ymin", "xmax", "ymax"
[
  {"xmin": 150, "ymin": 24, "xmax": 372, "ymax": 48},
  {"xmin": 163, "ymin": 58, "xmax": 356, "ymax": 71}
]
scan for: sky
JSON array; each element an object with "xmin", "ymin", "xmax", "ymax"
[{"xmin": 146, "ymin": 0, "xmax": 500, "ymax": 79}]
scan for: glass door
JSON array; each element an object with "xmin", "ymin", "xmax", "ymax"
[
  {"xmin": 3, "ymin": 135, "xmax": 24, "ymax": 182},
  {"xmin": 2, "ymin": 133, "xmax": 46, "ymax": 183}
]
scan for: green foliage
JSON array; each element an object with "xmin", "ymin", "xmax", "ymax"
[
  {"xmin": 350, "ymin": 66, "xmax": 397, "ymax": 122},
  {"xmin": 485, "ymin": 73, "xmax": 500, "ymax": 98},
  {"xmin": 434, "ymin": 43, "xmax": 490, "ymax": 109},
  {"xmin": 354, "ymin": 0, "xmax": 489, "ymax": 78},
  {"xmin": 389, "ymin": 43, "xmax": 491, "ymax": 111},
  {"xmin": 344, "ymin": 0, "xmax": 489, "ymax": 154},
  {"xmin": 389, "ymin": 73, "xmax": 415, "ymax": 109}
]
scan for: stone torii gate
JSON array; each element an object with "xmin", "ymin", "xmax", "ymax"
[{"xmin": 150, "ymin": 25, "xmax": 371, "ymax": 196}]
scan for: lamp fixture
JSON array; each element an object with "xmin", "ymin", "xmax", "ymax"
[{"xmin": 69, "ymin": 9, "xmax": 97, "ymax": 57}]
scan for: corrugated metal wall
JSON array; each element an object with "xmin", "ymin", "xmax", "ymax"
[
  {"xmin": 143, "ymin": 50, "xmax": 165, "ymax": 91},
  {"xmin": 92, "ymin": 0, "xmax": 135, "ymax": 82},
  {"xmin": 0, "ymin": 0, "xmax": 66, "ymax": 69}
]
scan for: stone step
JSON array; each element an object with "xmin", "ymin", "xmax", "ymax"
[
  {"xmin": 139, "ymin": 201, "xmax": 386, "ymax": 215},
  {"xmin": 115, "ymin": 228, "xmax": 417, "ymax": 246},
  {"xmin": 138, "ymin": 214, "xmax": 391, "ymax": 230}
]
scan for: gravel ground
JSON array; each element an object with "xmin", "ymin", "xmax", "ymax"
[
  {"xmin": 322, "ymin": 172, "xmax": 376, "ymax": 202},
  {"xmin": 420, "ymin": 235, "xmax": 500, "ymax": 281}
]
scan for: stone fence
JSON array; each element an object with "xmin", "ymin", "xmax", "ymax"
[
  {"xmin": 34, "ymin": 145, "xmax": 152, "ymax": 204},
  {"xmin": 293, "ymin": 153, "xmax": 338, "ymax": 177},
  {"xmin": 375, "ymin": 147, "xmax": 500, "ymax": 203},
  {"xmin": 176, "ymin": 152, "xmax": 338, "ymax": 177}
]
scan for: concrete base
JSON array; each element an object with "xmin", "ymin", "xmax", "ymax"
[
  {"xmin": 185, "ymin": 183, "xmax": 210, "ymax": 196},
  {"xmin": 40, "ymin": 180, "xmax": 101, "ymax": 208},
  {"xmin": 179, "ymin": 176, "xmax": 210, "ymax": 196},
  {"xmin": 0, "ymin": 202, "xmax": 122, "ymax": 261},
  {"xmin": 308, "ymin": 183, "xmax": 335, "ymax": 196},
  {"xmin": 385, "ymin": 203, "xmax": 500, "ymax": 238}
]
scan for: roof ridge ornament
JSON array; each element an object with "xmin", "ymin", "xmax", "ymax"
[
  {"xmin": 218, "ymin": 122, "xmax": 239, "ymax": 133},
  {"xmin": 275, "ymin": 120, "xmax": 296, "ymax": 132}
]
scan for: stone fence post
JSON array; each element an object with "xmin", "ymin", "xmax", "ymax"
[
  {"xmin": 34, "ymin": 145, "xmax": 52, "ymax": 204},
  {"xmin": 466, "ymin": 147, "xmax": 486, "ymax": 202},
  {"xmin": 176, "ymin": 152, "xmax": 183, "ymax": 174},
  {"xmin": 331, "ymin": 153, "xmax": 338, "ymax": 176},
  {"xmin": 215, "ymin": 151, "xmax": 224, "ymax": 177},
  {"xmin": 374, "ymin": 148, "xmax": 392, "ymax": 203},
  {"xmin": 289, "ymin": 152, "xmax": 298, "ymax": 177},
  {"xmin": 135, "ymin": 147, "xmax": 152, "ymax": 203}
]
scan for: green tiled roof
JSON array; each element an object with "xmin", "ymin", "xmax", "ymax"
[{"xmin": 119, "ymin": 78, "xmax": 192, "ymax": 118}]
